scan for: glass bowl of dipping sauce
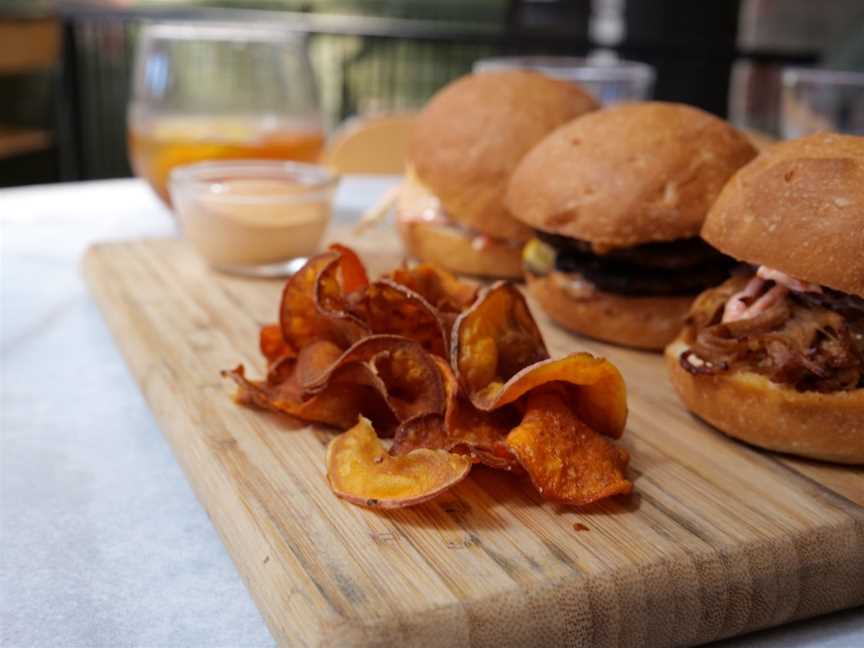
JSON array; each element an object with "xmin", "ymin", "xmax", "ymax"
[{"xmin": 170, "ymin": 160, "xmax": 338, "ymax": 276}]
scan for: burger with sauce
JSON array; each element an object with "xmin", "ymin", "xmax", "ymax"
[
  {"xmin": 397, "ymin": 70, "xmax": 599, "ymax": 278},
  {"xmin": 666, "ymin": 133, "xmax": 864, "ymax": 464},
  {"xmin": 506, "ymin": 101, "xmax": 758, "ymax": 349}
]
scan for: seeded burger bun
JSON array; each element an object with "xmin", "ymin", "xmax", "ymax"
[
  {"xmin": 667, "ymin": 133, "xmax": 864, "ymax": 464},
  {"xmin": 398, "ymin": 70, "xmax": 599, "ymax": 278},
  {"xmin": 508, "ymin": 102, "xmax": 757, "ymax": 349}
]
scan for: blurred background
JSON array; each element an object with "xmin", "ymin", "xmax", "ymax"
[{"xmin": 1, "ymin": 0, "xmax": 863, "ymax": 188}]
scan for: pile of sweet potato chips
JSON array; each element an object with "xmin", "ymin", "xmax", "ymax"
[{"xmin": 225, "ymin": 244, "xmax": 631, "ymax": 509}]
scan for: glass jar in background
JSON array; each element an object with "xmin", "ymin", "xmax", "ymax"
[
  {"xmin": 472, "ymin": 55, "xmax": 655, "ymax": 105},
  {"xmin": 781, "ymin": 67, "xmax": 864, "ymax": 138},
  {"xmin": 128, "ymin": 21, "xmax": 324, "ymax": 205}
]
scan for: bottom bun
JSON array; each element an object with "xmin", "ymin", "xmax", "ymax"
[
  {"xmin": 525, "ymin": 271, "xmax": 692, "ymax": 350},
  {"xmin": 665, "ymin": 339, "xmax": 864, "ymax": 464},
  {"xmin": 398, "ymin": 220, "xmax": 523, "ymax": 279}
]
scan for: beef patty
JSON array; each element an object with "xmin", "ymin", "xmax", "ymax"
[{"xmin": 535, "ymin": 231, "xmax": 736, "ymax": 297}]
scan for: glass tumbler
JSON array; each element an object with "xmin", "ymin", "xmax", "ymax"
[
  {"xmin": 781, "ymin": 67, "xmax": 864, "ymax": 138},
  {"xmin": 473, "ymin": 55, "xmax": 655, "ymax": 105},
  {"xmin": 128, "ymin": 21, "xmax": 324, "ymax": 205}
]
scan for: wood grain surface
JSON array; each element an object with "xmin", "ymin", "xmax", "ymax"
[{"xmin": 83, "ymin": 229, "xmax": 864, "ymax": 648}]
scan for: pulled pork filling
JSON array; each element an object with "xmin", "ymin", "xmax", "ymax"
[
  {"xmin": 680, "ymin": 270, "xmax": 864, "ymax": 392},
  {"xmin": 529, "ymin": 231, "xmax": 736, "ymax": 296}
]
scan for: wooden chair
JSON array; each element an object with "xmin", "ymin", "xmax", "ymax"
[
  {"xmin": 0, "ymin": 17, "xmax": 59, "ymax": 162},
  {"xmin": 324, "ymin": 112, "xmax": 416, "ymax": 175}
]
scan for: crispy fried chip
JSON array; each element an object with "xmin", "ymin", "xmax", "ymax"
[
  {"xmin": 451, "ymin": 282, "xmax": 626, "ymax": 437},
  {"xmin": 327, "ymin": 416, "xmax": 471, "ymax": 508},
  {"xmin": 471, "ymin": 354, "xmax": 628, "ymax": 438},
  {"xmin": 327, "ymin": 244, "xmax": 368, "ymax": 293},
  {"xmin": 278, "ymin": 252, "xmax": 339, "ymax": 352},
  {"xmin": 445, "ymin": 401, "xmax": 520, "ymax": 469},
  {"xmin": 388, "ymin": 264, "xmax": 478, "ymax": 315},
  {"xmin": 391, "ymin": 413, "xmax": 448, "ymax": 454},
  {"xmin": 314, "ymin": 255, "xmax": 370, "ymax": 345},
  {"xmin": 505, "ymin": 391, "xmax": 632, "ymax": 506},
  {"xmin": 301, "ymin": 335, "xmax": 446, "ymax": 422},
  {"xmin": 279, "ymin": 246, "xmax": 370, "ymax": 352},
  {"xmin": 361, "ymin": 279, "xmax": 448, "ymax": 357},
  {"xmin": 266, "ymin": 353, "xmax": 298, "ymax": 385},
  {"xmin": 452, "ymin": 281, "xmax": 548, "ymax": 398},
  {"xmin": 229, "ymin": 336, "xmax": 445, "ymax": 436},
  {"xmin": 388, "ymin": 264, "xmax": 478, "ymax": 341},
  {"xmin": 369, "ymin": 339, "xmax": 446, "ymax": 420},
  {"xmin": 294, "ymin": 340, "xmax": 344, "ymax": 389},
  {"xmin": 391, "ymin": 357, "xmax": 518, "ymax": 469},
  {"xmin": 260, "ymin": 324, "xmax": 292, "ymax": 365},
  {"xmin": 224, "ymin": 365, "xmax": 394, "ymax": 430},
  {"xmin": 393, "ymin": 410, "xmax": 518, "ymax": 470},
  {"xmin": 225, "ymin": 245, "xmax": 632, "ymax": 510}
]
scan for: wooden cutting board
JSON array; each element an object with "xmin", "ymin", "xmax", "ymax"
[{"xmin": 83, "ymin": 230, "xmax": 864, "ymax": 648}]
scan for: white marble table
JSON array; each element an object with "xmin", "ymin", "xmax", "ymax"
[{"xmin": 1, "ymin": 178, "xmax": 861, "ymax": 647}]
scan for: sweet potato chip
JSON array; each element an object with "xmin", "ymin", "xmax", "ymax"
[
  {"xmin": 390, "ymin": 413, "xmax": 448, "ymax": 454},
  {"xmin": 469, "ymin": 354, "xmax": 628, "ymax": 439},
  {"xmin": 369, "ymin": 339, "xmax": 446, "ymax": 420},
  {"xmin": 361, "ymin": 279, "xmax": 448, "ymax": 357},
  {"xmin": 327, "ymin": 416, "xmax": 471, "ymax": 508},
  {"xmin": 393, "ymin": 410, "xmax": 519, "ymax": 470},
  {"xmin": 302, "ymin": 335, "xmax": 446, "ymax": 422},
  {"xmin": 224, "ymin": 365, "xmax": 395, "ymax": 431},
  {"xmin": 505, "ymin": 390, "xmax": 632, "ymax": 506},
  {"xmin": 434, "ymin": 354, "xmax": 460, "ymax": 402},
  {"xmin": 314, "ymin": 254, "xmax": 370, "ymax": 346},
  {"xmin": 260, "ymin": 324, "xmax": 292, "ymax": 365},
  {"xmin": 452, "ymin": 281, "xmax": 548, "ymax": 398},
  {"xmin": 327, "ymin": 243, "xmax": 368, "ymax": 293},
  {"xmin": 450, "ymin": 282, "xmax": 626, "ymax": 437},
  {"xmin": 388, "ymin": 264, "xmax": 478, "ymax": 315},
  {"xmin": 387, "ymin": 264, "xmax": 477, "ymax": 344},
  {"xmin": 391, "ymin": 356, "xmax": 518, "ymax": 469},
  {"xmin": 294, "ymin": 340, "xmax": 344, "ymax": 389},
  {"xmin": 279, "ymin": 251, "xmax": 340, "ymax": 352},
  {"xmin": 225, "ymin": 244, "xmax": 633, "ymax": 511},
  {"xmin": 445, "ymin": 401, "xmax": 520, "ymax": 469},
  {"xmin": 279, "ymin": 246, "xmax": 370, "ymax": 353},
  {"xmin": 266, "ymin": 353, "xmax": 298, "ymax": 385}
]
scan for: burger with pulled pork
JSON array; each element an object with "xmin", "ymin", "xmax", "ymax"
[{"xmin": 666, "ymin": 132, "xmax": 864, "ymax": 464}]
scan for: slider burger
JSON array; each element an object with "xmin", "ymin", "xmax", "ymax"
[
  {"xmin": 398, "ymin": 70, "xmax": 599, "ymax": 278},
  {"xmin": 666, "ymin": 133, "xmax": 864, "ymax": 464},
  {"xmin": 507, "ymin": 102, "xmax": 757, "ymax": 349}
]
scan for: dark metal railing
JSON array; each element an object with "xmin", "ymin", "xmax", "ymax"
[
  {"xmin": 55, "ymin": 4, "xmax": 545, "ymax": 180},
  {"xmin": 50, "ymin": 1, "xmax": 820, "ymax": 182}
]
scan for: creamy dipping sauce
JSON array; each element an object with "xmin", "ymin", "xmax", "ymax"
[{"xmin": 174, "ymin": 177, "xmax": 332, "ymax": 267}]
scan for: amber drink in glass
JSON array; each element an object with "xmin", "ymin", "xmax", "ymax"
[{"xmin": 129, "ymin": 22, "xmax": 324, "ymax": 205}]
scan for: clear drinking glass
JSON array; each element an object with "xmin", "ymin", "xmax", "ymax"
[
  {"xmin": 781, "ymin": 67, "xmax": 864, "ymax": 138},
  {"xmin": 128, "ymin": 21, "xmax": 325, "ymax": 206},
  {"xmin": 473, "ymin": 55, "xmax": 655, "ymax": 104}
]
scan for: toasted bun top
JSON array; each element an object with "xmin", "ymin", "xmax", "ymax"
[
  {"xmin": 409, "ymin": 71, "xmax": 599, "ymax": 241},
  {"xmin": 506, "ymin": 102, "xmax": 757, "ymax": 249},
  {"xmin": 701, "ymin": 132, "xmax": 864, "ymax": 296}
]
